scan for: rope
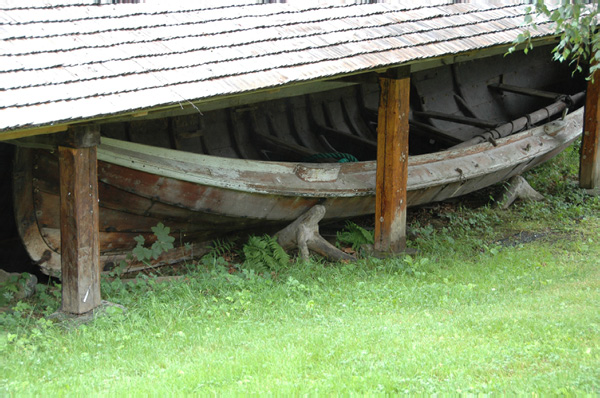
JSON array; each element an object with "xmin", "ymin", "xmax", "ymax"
[{"xmin": 302, "ymin": 152, "xmax": 359, "ymax": 163}]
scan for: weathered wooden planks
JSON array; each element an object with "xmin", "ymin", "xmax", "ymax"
[
  {"xmin": 58, "ymin": 126, "xmax": 101, "ymax": 315},
  {"xmin": 374, "ymin": 68, "xmax": 410, "ymax": 253},
  {"xmin": 580, "ymin": 69, "xmax": 600, "ymax": 189}
]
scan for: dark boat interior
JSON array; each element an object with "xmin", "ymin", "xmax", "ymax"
[{"xmin": 101, "ymin": 45, "xmax": 587, "ymax": 162}]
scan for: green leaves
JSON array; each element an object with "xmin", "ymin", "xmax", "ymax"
[
  {"xmin": 242, "ymin": 235, "xmax": 290, "ymax": 273},
  {"xmin": 336, "ymin": 221, "xmax": 374, "ymax": 251},
  {"xmin": 509, "ymin": 0, "xmax": 600, "ymax": 80},
  {"xmin": 207, "ymin": 238, "xmax": 237, "ymax": 259},
  {"xmin": 150, "ymin": 223, "xmax": 175, "ymax": 256},
  {"xmin": 132, "ymin": 223, "xmax": 175, "ymax": 264}
]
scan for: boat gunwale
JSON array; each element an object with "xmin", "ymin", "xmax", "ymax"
[{"xmin": 98, "ymin": 106, "xmax": 584, "ymax": 197}]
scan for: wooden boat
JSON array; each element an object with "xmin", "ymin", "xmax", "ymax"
[{"xmin": 12, "ymin": 46, "xmax": 587, "ymax": 276}]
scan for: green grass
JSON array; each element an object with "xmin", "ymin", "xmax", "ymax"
[{"xmin": 1, "ymin": 143, "xmax": 600, "ymax": 394}]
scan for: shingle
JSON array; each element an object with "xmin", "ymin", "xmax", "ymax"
[{"xmin": 0, "ymin": 1, "xmax": 564, "ymax": 132}]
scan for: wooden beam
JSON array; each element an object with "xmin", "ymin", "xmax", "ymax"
[
  {"xmin": 58, "ymin": 125, "xmax": 102, "ymax": 315},
  {"xmin": 374, "ymin": 68, "xmax": 410, "ymax": 254},
  {"xmin": 580, "ymin": 69, "xmax": 600, "ymax": 189},
  {"xmin": 0, "ymin": 124, "xmax": 68, "ymax": 142}
]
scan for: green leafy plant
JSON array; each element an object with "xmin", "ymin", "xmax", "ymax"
[
  {"xmin": 402, "ymin": 255, "xmax": 430, "ymax": 277},
  {"xmin": 0, "ymin": 275, "xmax": 19, "ymax": 307},
  {"xmin": 206, "ymin": 237, "xmax": 238, "ymax": 259},
  {"xmin": 101, "ymin": 223, "xmax": 175, "ymax": 297},
  {"xmin": 242, "ymin": 235, "xmax": 290, "ymax": 273},
  {"xmin": 34, "ymin": 282, "xmax": 61, "ymax": 315},
  {"xmin": 131, "ymin": 223, "xmax": 175, "ymax": 265},
  {"xmin": 0, "ymin": 273, "xmax": 36, "ymax": 307},
  {"xmin": 336, "ymin": 221, "xmax": 374, "ymax": 251},
  {"xmin": 509, "ymin": 0, "xmax": 600, "ymax": 79}
]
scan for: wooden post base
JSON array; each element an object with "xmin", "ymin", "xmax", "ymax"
[
  {"xmin": 49, "ymin": 300, "xmax": 126, "ymax": 324},
  {"xmin": 584, "ymin": 188, "xmax": 600, "ymax": 196}
]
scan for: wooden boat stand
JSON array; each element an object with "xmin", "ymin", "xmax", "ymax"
[{"xmin": 276, "ymin": 205, "xmax": 354, "ymax": 263}]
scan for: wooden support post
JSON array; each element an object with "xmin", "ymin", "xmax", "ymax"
[
  {"xmin": 58, "ymin": 126, "xmax": 101, "ymax": 315},
  {"xmin": 580, "ymin": 69, "xmax": 600, "ymax": 190},
  {"xmin": 374, "ymin": 68, "xmax": 410, "ymax": 254}
]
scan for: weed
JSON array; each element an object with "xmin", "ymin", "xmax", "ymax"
[
  {"xmin": 401, "ymin": 255, "xmax": 431, "ymax": 277},
  {"xmin": 0, "ymin": 275, "xmax": 19, "ymax": 306},
  {"xmin": 207, "ymin": 237, "xmax": 238, "ymax": 259},
  {"xmin": 441, "ymin": 206, "xmax": 500, "ymax": 238},
  {"xmin": 0, "ymin": 272, "xmax": 36, "ymax": 307},
  {"xmin": 131, "ymin": 223, "xmax": 175, "ymax": 265},
  {"xmin": 242, "ymin": 234, "xmax": 290, "ymax": 273},
  {"xmin": 336, "ymin": 221, "xmax": 374, "ymax": 251},
  {"xmin": 34, "ymin": 282, "xmax": 61, "ymax": 315},
  {"xmin": 201, "ymin": 253, "xmax": 230, "ymax": 272}
]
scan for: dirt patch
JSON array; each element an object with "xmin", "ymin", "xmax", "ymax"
[
  {"xmin": 495, "ymin": 231, "xmax": 549, "ymax": 247},
  {"xmin": 494, "ymin": 229, "xmax": 585, "ymax": 247}
]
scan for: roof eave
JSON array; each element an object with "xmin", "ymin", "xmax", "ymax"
[{"xmin": 0, "ymin": 35, "xmax": 559, "ymax": 141}]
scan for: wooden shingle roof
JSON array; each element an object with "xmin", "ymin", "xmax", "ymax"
[{"xmin": 0, "ymin": 1, "xmax": 557, "ymax": 135}]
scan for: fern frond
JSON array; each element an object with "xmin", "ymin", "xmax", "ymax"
[
  {"xmin": 268, "ymin": 236, "xmax": 290, "ymax": 264},
  {"xmin": 242, "ymin": 234, "xmax": 289, "ymax": 273},
  {"xmin": 337, "ymin": 221, "xmax": 374, "ymax": 251},
  {"xmin": 208, "ymin": 237, "xmax": 237, "ymax": 258}
]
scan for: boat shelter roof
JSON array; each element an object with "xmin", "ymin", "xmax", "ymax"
[{"xmin": 0, "ymin": 1, "xmax": 558, "ymax": 138}]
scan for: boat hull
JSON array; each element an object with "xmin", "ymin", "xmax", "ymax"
[{"xmin": 14, "ymin": 109, "xmax": 583, "ymax": 276}]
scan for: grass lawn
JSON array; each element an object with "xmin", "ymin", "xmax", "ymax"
[{"xmin": 1, "ymin": 143, "xmax": 599, "ymax": 394}]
